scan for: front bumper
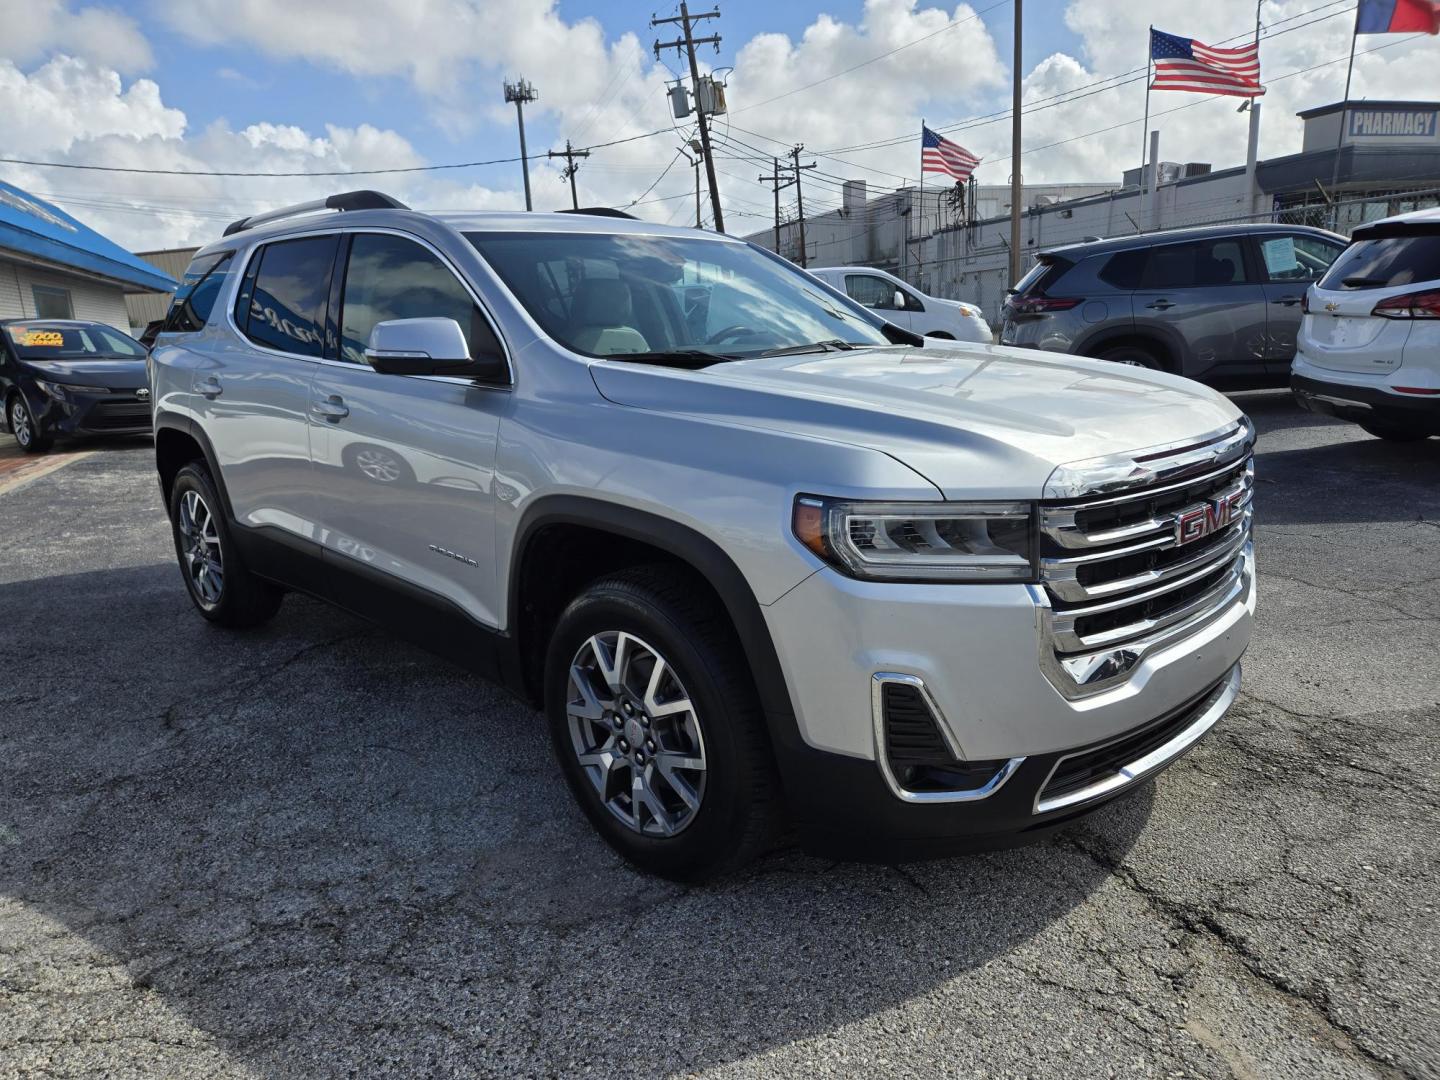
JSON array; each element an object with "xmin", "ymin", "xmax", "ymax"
[
  {"xmin": 1292, "ymin": 372, "xmax": 1440, "ymax": 435},
  {"xmin": 775, "ymin": 664, "xmax": 1241, "ymax": 858},
  {"xmin": 35, "ymin": 390, "xmax": 152, "ymax": 436}
]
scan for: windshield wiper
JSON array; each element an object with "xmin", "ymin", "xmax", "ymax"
[
  {"xmin": 602, "ymin": 349, "xmax": 742, "ymax": 369},
  {"xmin": 757, "ymin": 340, "xmax": 862, "ymax": 358}
]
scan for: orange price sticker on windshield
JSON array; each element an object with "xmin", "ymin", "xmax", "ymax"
[{"xmin": 21, "ymin": 330, "xmax": 64, "ymax": 347}]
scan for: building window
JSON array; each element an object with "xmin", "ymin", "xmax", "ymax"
[{"xmin": 32, "ymin": 285, "xmax": 74, "ymax": 319}]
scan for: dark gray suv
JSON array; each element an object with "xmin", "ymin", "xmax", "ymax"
[{"xmin": 1000, "ymin": 224, "xmax": 1346, "ymax": 385}]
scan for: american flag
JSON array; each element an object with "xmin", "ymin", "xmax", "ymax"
[
  {"xmin": 1150, "ymin": 28, "xmax": 1265, "ymax": 98},
  {"xmin": 921, "ymin": 126, "xmax": 979, "ymax": 182}
]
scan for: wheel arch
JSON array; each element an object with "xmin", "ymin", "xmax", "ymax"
[
  {"xmin": 154, "ymin": 411, "xmax": 234, "ymax": 516},
  {"xmin": 506, "ymin": 496, "xmax": 796, "ymax": 735},
  {"xmin": 1074, "ymin": 327, "xmax": 1181, "ymax": 373}
]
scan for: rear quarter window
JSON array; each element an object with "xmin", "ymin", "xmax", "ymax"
[
  {"xmin": 1097, "ymin": 249, "xmax": 1147, "ymax": 290},
  {"xmin": 1011, "ymin": 257, "xmax": 1072, "ymax": 297},
  {"xmin": 1319, "ymin": 232, "xmax": 1440, "ymax": 290}
]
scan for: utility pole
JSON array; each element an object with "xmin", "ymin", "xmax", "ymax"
[
  {"xmin": 758, "ymin": 155, "xmax": 796, "ymax": 255},
  {"xmin": 547, "ymin": 140, "xmax": 590, "ymax": 210},
  {"xmin": 789, "ymin": 144, "xmax": 817, "ymax": 268},
  {"xmin": 653, "ymin": 3, "xmax": 725, "ymax": 233},
  {"xmin": 503, "ymin": 78, "xmax": 539, "ymax": 212},
  {"xmin": 1009, "ymin": 0, "xmax": 1023, "ymax": 286}
]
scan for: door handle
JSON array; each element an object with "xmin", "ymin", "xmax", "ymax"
[
  {"xmin": 194, "ymin": 375, "xmax": 223, "ymax": 399},
  {"xmin": 1271, "ymin": 295, "xmax": 1302, "ymax": 306},
  {"xmin": 1145, "ymin": 299, "xmax": 1175, "ymax": 311},
  {"xmin": 311, "ymin": 395, "xmax": 349, "ymax": 421}
]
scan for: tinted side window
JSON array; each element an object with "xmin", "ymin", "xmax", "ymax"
[
  {"xmin": 163, "ymin": 252, "xmax": 233, "ymax": 333},
  {"xmin": 240, "ymin": 235, "xmax": 338, "ymax": 358},
  {"xmin": 844, "ymin": 274, "xmax": 896, "ymax": 309},
  {"xmin": 1098, "ymin": 250, "xmax": 1147, "ymax": 290},
  {"xmin": 1318, "ymin": 234, "xmax": 1440, "ymax": 290},
  {"xmin": 1142, "ymin": 239, "xmax": 1249, "ymax": 289},
  {"xmin": 338, "ymin": 234, "xmax": 501, "ymax": 366}
]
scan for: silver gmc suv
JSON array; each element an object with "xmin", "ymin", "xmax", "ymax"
[{"xmin": 149, "ymin": 191, "xmax": 1256, "ymax": 879}]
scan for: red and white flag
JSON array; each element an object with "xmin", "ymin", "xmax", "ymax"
[{"xmin": 921, "ymin": 125, "xmax": 979, "ymax": 182}]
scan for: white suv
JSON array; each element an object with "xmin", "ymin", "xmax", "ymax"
[
  {"xmin": 808, "ymin": 265, "xmax": 992, "ymax": 342},
  {"xmin": 150, "ymin": 191, "xmax": 1254, "ymax": 879},
  {"xmin": 1293, "ymin": 207, "xmax": 1440, "ymax": 440}
]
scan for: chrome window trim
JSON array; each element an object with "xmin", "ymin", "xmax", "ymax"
[
  {"xmin": 870, "ymin": 672, "xmax": 1025, "ymax": 804},
  {"xmin": 1033, "ymin": 663, "xmax": 1240, "ymax": 815},
  {"xmin": 222, "ymin": 224, "xmax": 515, "ymax": 389}
]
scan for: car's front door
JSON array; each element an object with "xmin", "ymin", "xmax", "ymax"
[
  {"xmin": 1131, "ymin": 237, "xmax": 1268, "ymax": 381},
  {"xmin": 307, "ymin": 231, "xmax": 508, "ymax": 629},
  {"xmin": 843, "ymin": 272, "xmax": 913, "ymax": 331},
  {"xmin": 205, "ymin": 233, "xmax": 337, "ymax": 545},
  {"xmin": 1252, "ymin": 232, "xmax": 1346, "ymax": 377}
]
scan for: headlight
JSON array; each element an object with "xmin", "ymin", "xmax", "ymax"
[
  {"xmin": 34, "ymin": 380, "xmax": 108, "ymax": 398},
  {"xmin": 793, "ymin": 495, "xmax": 1037, "ymax": 582}
]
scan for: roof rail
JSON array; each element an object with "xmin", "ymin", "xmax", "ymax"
[
  {"xmin": 557, "ymin": 207, "xmax": 638, "ymax": 220},
  {"xmin": 222, "ymin": 190, "xmax": 410, "ymax": 237}
]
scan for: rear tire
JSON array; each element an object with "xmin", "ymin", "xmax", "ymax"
[
  {"xmin": 543, "ymin": 566, "xmax": 782, "ymax": 881},
  {"xmin": 10, "ymin": 394, "xmax": 53, "ymax": 454},
  {"xmin": 1099, "ymin": 344, "xmax": 1165, "ymax": 371},
  {"xmin": 168, "ymin": 462, "xmax": 283, "ymax": 627},
  {"xmin": 1359, "ymin": 422, "xmax": 1432, "ymax": 443}
]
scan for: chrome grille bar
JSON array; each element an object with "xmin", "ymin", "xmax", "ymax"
[{"xmin": 1035, "ymin": 422, "xmax": 1255, "ymax": 699}]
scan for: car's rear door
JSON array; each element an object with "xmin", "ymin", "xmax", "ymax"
[
  {"xmin": 1132, "ymin": 237, "xmax": 1268, "ymax": 380},
  {"xmin": 306, "ymin": 230, "xmax": 508, "ymax": 629},
  {"xmin": 1252, "ymin": 232, "xmax": 1346, "ymax": 377},
  {"xmin": 200, "ymin": 233, "xmax": 336, "ymax": 546}
]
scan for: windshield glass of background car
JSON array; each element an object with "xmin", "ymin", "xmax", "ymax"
[
  {"xmin": 4, "ymin": 323, "xmax": 146, "ymax": 360},
  {"xmin": 1319, "ymin": 233, "xmax": 1440, "ymax": 290},
  {"xmin": 466, "ymin": 231, "xmax": 890, "ymax": 357}
]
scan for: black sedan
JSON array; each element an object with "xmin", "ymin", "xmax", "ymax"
[{"xmin": 1, "ymin": 319, "xmax": 152, "ymax": 454}]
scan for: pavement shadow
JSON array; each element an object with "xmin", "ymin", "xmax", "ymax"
[{"xmin": 0, "ymin": 563, "xmax": 1151, "ymax": 1076}]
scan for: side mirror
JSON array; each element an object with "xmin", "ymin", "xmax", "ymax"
[
  {"xmin": 893, "ymin": 290, "xmax": 907, "ymax": 310},
  {"xmin": 364, "ymin": 318, "xmax": 506, "ymax": 381}
]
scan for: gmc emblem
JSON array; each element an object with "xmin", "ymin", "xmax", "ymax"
[{"xmin": 1175, "ymin": 491, "xmax": 1246, "ymax": 546}]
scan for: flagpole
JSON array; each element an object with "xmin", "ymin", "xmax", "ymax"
[
  {"xmin": 1140, "ymin": 25, "xmax": 1152, "ymax": 209},
  {"xmin": 1329, "ymin": 5, "xmax": 1361, "ymax": 229},
  {"xmin": 917, "ymin": 120, "xmax": 925, "ymax": 291}
]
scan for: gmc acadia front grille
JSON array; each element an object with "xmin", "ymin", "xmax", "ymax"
[{"xmin": 1036, "ymin": 422, "xmax": 1255, "ymax": 696}]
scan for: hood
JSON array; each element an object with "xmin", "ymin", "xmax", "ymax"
[
  {"xmin": 590, "ymin": 344, "xmax": 1242, "ymax": 499},
  {"xmin": 22, "ymin": 358, "xmax": 148, "ymax": 387}
]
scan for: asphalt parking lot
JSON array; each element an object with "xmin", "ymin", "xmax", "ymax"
[{"xmin": 0, "ymin": 394, "xmax": 1436, "ymax": 1079}]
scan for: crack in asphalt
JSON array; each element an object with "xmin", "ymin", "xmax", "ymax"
[{"xmin": 1058, "ymin": 832, "xmax": 1418, "ymax": 1080}]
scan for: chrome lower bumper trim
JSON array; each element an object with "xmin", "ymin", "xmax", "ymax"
[
  {"xmin": 1033, "ymin": 663, "xmax": 1240, "ymax": 815},
  {"xmin": 871, "ymin": 672, "xmax": 1026, "ymax": 804}
]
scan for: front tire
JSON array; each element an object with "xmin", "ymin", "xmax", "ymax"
[
  {"xmin": 168, "ymin": 462, "xmax": 283, "ymax": 627},
  {"xmin": 544, "ymin": 566, "xmax": 781, "ymax": 880},
  {"xmin": 1359, "ymin": 422, "xmax": 1432, "ymax": 443},
  {"xmin": 10, "ymin": 394, "xmax": 52, "ymax": 453}
]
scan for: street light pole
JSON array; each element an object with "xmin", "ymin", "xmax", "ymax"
[{"xmin": 1009, "ymin": 0, "xmax": 1023, "ymax": 287}]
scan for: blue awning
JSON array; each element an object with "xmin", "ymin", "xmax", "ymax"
[{"xmin": 0, "ymin": 180, "xmax": 177, "ymax": 294}]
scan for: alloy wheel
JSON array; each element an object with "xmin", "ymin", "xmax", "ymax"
[
  {"xmin": 355, "ymin": 446, "xmax": 403, "ymax": 483},
  {"xmin": 566, "ymin": 630, "xmax": 708, "ymax": 837},
  {"xmin": 177, "ymin": 490, "xmax": 224, "ymax": 605},
  {"xmin": 11, "ymin": 400, "xmax": 30, "ymax": 447}
]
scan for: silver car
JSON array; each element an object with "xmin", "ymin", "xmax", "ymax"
[
  {"xmin": 150, "ymin": 193, "xmax": 1255, "ymax": 879},
  {"xmin": 1000, "ymin": 223, "xmax": 1346, "ymax": 385}
]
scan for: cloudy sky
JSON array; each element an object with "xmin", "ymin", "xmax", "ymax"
[{"xmin": 0, "ymin": 0, "xmax": 1434, "ymax": 250}]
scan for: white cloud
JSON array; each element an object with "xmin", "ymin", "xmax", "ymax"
[{"xmin": 0, "ymin": 1, "xmax": 153, "ymax": 74}]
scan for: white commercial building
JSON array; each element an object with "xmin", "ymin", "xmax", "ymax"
[{"xmin": 747, "ymin": 99, "xmax": 1440, "ymax": 325}]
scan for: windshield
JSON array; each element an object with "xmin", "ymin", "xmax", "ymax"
[
  {"xmin": 465, "ymin": 231, "xmax": 891, "ymax": 359},
  {"xmin": 5, "ymin": 322, "xmax": 146, "ymax": 361}
]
